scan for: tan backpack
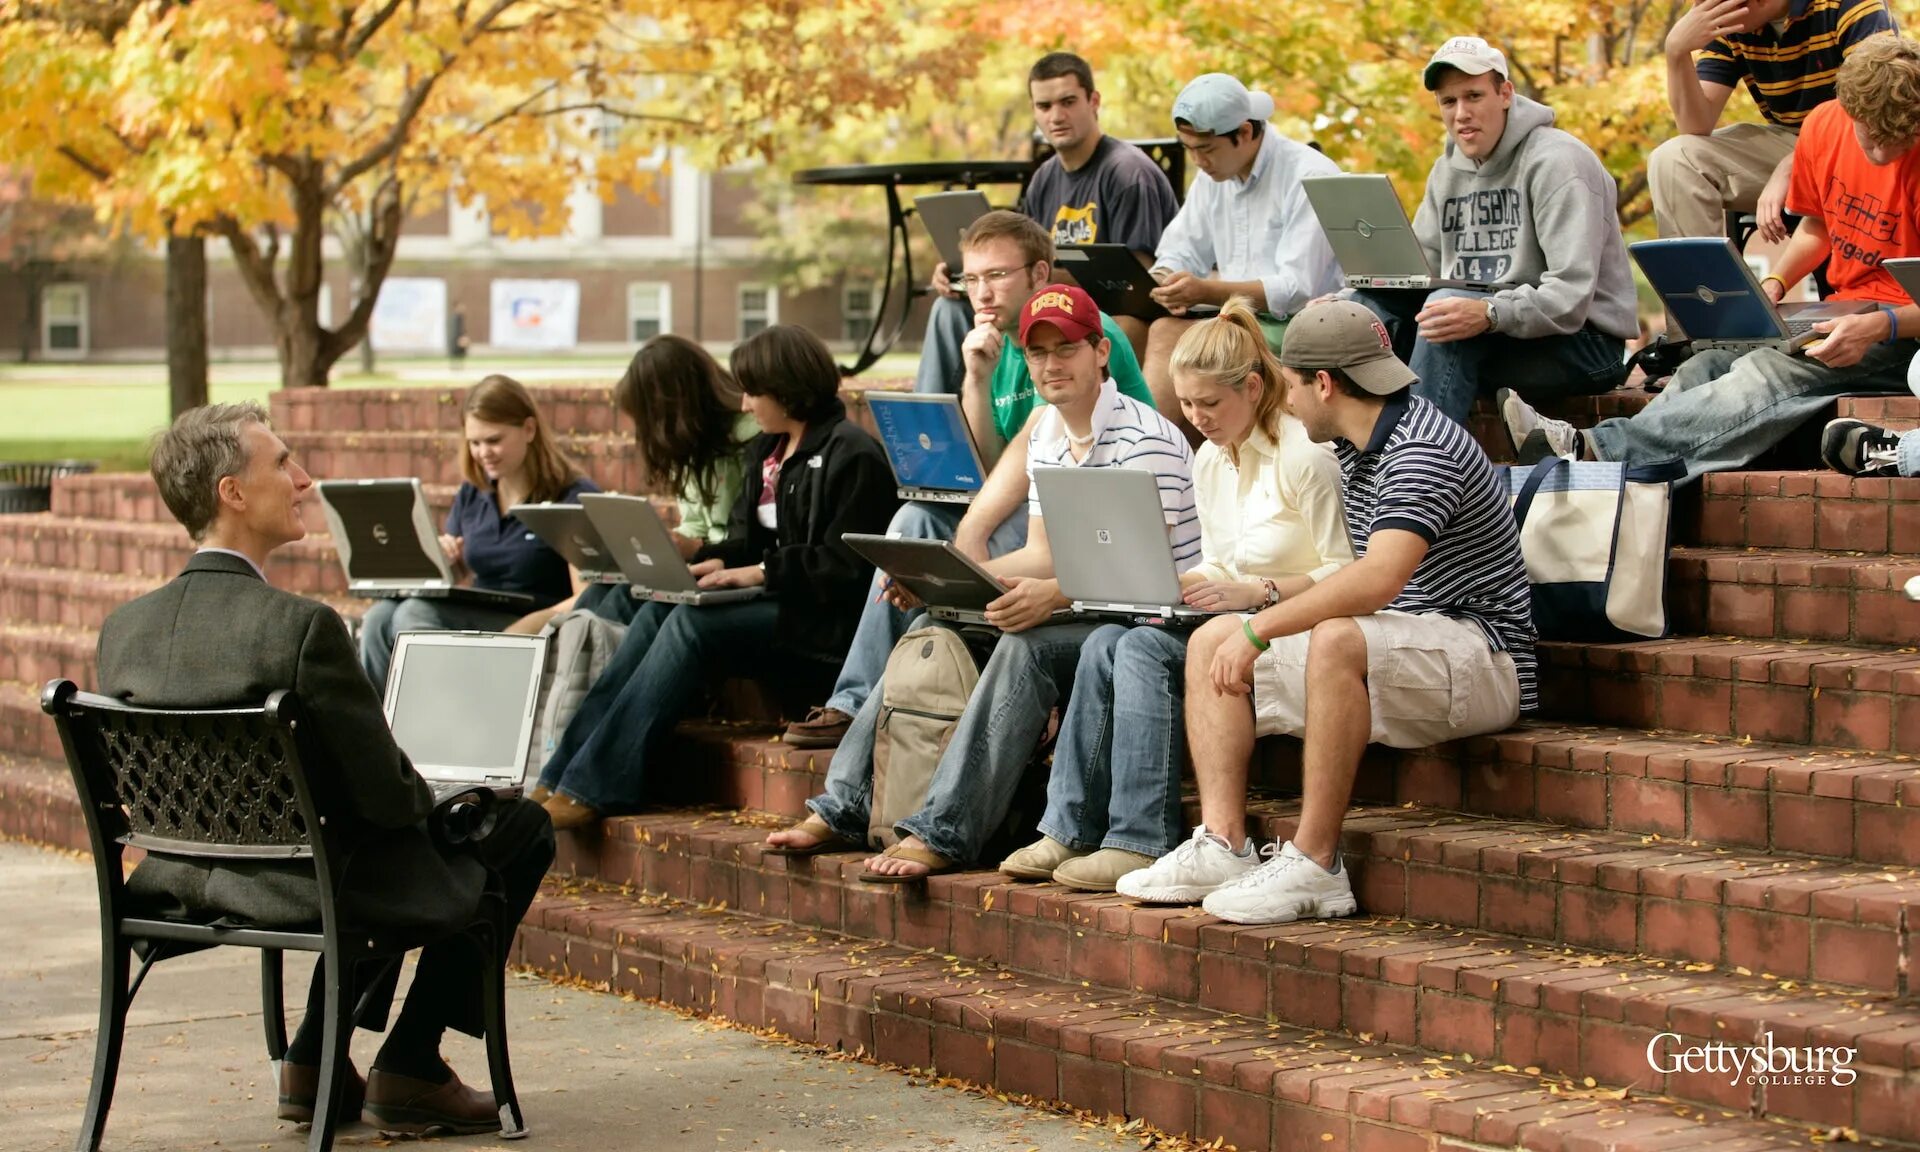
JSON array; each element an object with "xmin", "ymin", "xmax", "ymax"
[{"xmin": 867, "ymin": 624, "xmax": 983, "ymax": 849}]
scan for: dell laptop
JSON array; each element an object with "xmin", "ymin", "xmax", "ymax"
[
  {"xmin": 842, "ymin": 534, "xmax": 1068, "ymax": 628},
  {"xmin": 1302, "ymin": 173, "xmax": 1506, "ymax": 291},
  {"xmin": 511, "ymin": 502, "xmax": 624, "ymax": 583},
  {"xmin": 1054, "ymin": 244, "xmax": 1218, "ymax": 322},
  {"xmin": 578, "ymin": 493, "xmax": 763, "ymax": 606},
  {"xmin": 316, "ymin": 478, "xmax": 534, "ymax": 610},
  {"xmin": 1632, "ymin": 237, "xmax": 1873, "ymax": 353},
  {"xmin": 915, "ymin": 191, "xmax": 992, "ymax": 272},
  {"xmin": 866, "ymin": 393, "xmax": 988, "ymax": 504},
  {"xmin": 1035, "ymin": 468, "xmax": 1216, "ymax": 626},
  {"xmin": 1887, "ymin": 256, "xmax": 1920, "ymax": 307},
  {"xmin": 382, "ymin": 630, "xmax": 549, "ymax": 802}
]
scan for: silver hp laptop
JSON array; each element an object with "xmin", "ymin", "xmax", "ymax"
[
  {"xmin": 1632, "ymin": 237, "xmax": 1873, "ymax": 354},
  {"xmin": 841, "ymin": 533, "xmax": 1059, "ymax": 627},
  {"xmin": 867, "ymin": 393, "xmax": 987, "ymax": 504},
  {"xmin": 915, "ymin": 191, "xmax": 991, "ymax": 271},
  {"xmin": 382, "ymin": 630, "xmax": 549, "ymax": 802},
  {"xmin": 578, "ymin": 492, "xmax": 763, "ymax": 606},
  {"xmin": 1303, "ymin": 174, "xmax": 1507, "ymax": 292},
  {"xmin": 511, "ymin": 502, "xmax": 623, "ymax": 583},
  {"xmin": 316, "ymin": 478, "xmax": 534, "ymax": 611},
  {"xmin": 1036, "ymin": 468, "xmax": 1216, "ymax": 626}
]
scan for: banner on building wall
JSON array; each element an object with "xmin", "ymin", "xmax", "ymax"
[
  {"xmin": 369, "ymin": 277, "xmax": 448, "ymax": 353},
  {"xmin": 489, "ymin": 279, "xmax": 581, "ymax": 349}
]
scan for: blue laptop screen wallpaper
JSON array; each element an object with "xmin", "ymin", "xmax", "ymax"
[{"xmin": 870, "ymin": 398, "xmax": 983, "ymax": 491}]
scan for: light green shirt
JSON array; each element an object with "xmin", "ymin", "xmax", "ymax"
[
  {"xmin": 986, "ymin": 312, "xmax": 1151, "ymax": 444},
  {"xmin": 674, "ymin": 412, "xmax": 757, "ymax": 543}
]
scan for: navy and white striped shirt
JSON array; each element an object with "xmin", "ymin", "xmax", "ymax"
[
  {"xmin": 1029, "ymin": 378, "xmax": 1201, "ymax": 570},
  {"xmin": 1333, "ymin": 393, "xmax": 1537, "ymax": 712}
]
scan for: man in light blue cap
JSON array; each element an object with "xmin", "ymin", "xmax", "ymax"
[{"xmin": 1143, "ymin": 72, "xmax": 1344, "ymax": 424}]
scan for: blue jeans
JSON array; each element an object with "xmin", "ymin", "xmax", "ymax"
[
  {"xmin": 1584, "ymin": 338, "xmax": 1920, "ymax": 484},
  {"xmin": 820, "ymin": 499, "xmax": 1029, "ymax": 717},
  {"xmin": 357, "ymin": 596, "xmax": 526, "ymax": 695},
  {"xmin": 575, "ymin": 581, "xmax": 644, "ymax": 625},
  {"xmin": 537, "ymin": 598, "xmax": 835, "ymax": 812},
  {"xmin": 1352, "ymin": 288, "xmax": 1627, "ymax": 427},
  {"xmin": 1039, "ymin": 624, "xmax": 1188, "ymax": 858},
  {"xmin": 810, "ymin": 620, "xmax": 1097, "ymax": 863},
  {"xmin": 1899, "ymin": 429, "xmax": 1920, "ymax": 477},
  {"xmin": 915, "ymin": 295, "xmax": 974, "ymax": 395}
]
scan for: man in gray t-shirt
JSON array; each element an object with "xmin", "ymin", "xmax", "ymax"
[{"xmin": 916, "ymin": 51, "xmax": 1178, "ymax": 397}]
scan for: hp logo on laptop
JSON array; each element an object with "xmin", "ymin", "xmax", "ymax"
[
  {"xmin": 1356, "ymin": 219, "xmax": 1375, "ymax": 239},
  {"xmin": 1096, "ymin": 529, "xmax": 1112, "ymax": 544},
  {"xmin": 371, "ymin": 523, "xmax": 389, "ymax": 546}
]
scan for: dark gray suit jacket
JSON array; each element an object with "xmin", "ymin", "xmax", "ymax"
[{"xmin": 97, "ymin": 550, "xmax": 484, "ymax": 931}]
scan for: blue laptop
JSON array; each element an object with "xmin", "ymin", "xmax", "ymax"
[
  {"xmin": 866, "ymin": 393, "xmax": 987, "ymax": 504},
  {"xmin": 1631, "ymin": 237, "xmax": 1871, "ymax": 354}
]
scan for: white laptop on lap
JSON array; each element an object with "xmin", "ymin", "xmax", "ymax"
[
  {"xmin": 382, "ymin": 630, "xmax": 549, "ymax": 802},
  {"xmin": 1632, "ymin": 237, "xmax": 1874, "ymax": 354},
  {"xmin": 316, "ymin": 478, "xmax": 535, "ymax": 611},
  {"xmin": 578, "ymin": 493, "xmax": 763, "ymax": 606},
  {"xmin": 866, "ymin": 393, "xmax": 988, "ymax": 503},
  {"xmin": 1036, "ymin": 468, "xmax": 1219, "ymax": 627},
  {"xmin": 1302, "ymin": 173, "xmax": 1507, "ymax": 292},
  {"xmin": 510, "ymin": 502, "xmax": 623, "ymax": 583}
]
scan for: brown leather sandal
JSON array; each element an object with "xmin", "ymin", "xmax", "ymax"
[
  {"xmin": 762, "ymin": 813, "xmax": 861, "ymax": 857},
  {"xmin": 858, "ymin": 840, "xmax": 958, "ymax": 884}
]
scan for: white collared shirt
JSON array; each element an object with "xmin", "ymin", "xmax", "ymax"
[
  {"xmin": 1151, "ymin": 130, "xmax": 1344, "ymax": 319},
  {"xmin": 1186, "ymin": 413, "xmax": 1353, "ymax": 587}
]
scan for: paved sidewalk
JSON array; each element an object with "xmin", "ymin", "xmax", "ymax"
[{"xmin": 0, "ymin": 842, "xmax": 1133, "ymax": 1152}]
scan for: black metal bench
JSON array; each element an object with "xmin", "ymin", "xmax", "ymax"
[
  {"xmin": 0, "ymin": 459, "xmax": 96, "ymax": 514},
  {"xmin": 41, "ymin": 680, "xmax": 525, "ymax": 1152}
]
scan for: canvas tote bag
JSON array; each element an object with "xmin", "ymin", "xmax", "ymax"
[{"xmin": 1502, "ymin": 456, "xmax": 1683, "ymax": 641}]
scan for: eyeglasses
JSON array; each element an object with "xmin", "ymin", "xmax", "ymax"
[
  {"xmin": 1022, "ymin": 338, "xmax": 1094, "ymax": 368},
  {"xmin": 958, "ymin": 263, "xmax": 1037, "ymax": 292}
]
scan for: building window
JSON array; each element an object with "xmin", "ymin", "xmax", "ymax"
[
  {"xmin": 627, "ymin": 282, "xmax": 670, "ymax": 342},
  {"xmin": 843, "ymin": 283, "xmax": 876, "ymax": 346},
  {"xmin": 41, "ymin": 283, "xmax": 87, "ymax": 357},
  {"xmin": 739, "ymin": 284, "xmax": 775, "ymax": 340}
]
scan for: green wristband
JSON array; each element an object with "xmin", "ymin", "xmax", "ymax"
[{"xmin": 1242, "ymin": 618, "xmax": 1270, "ymax": 652}]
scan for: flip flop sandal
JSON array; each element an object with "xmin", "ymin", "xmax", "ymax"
[
  {"xmin": 859, "ymin": 841, "xmax": 958, "ymax": 884},
  {"xmin": 762, "ymin": 814, "xmax": 861, "ymax": 857}
]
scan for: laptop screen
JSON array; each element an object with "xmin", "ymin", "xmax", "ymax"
[
  {"xmin": 386, "ymin": 638, "xmax": 543, "ymax": 781},
  {"xmin": 868, "ymin": 396, "xmax": 983, "ymax": 492}
]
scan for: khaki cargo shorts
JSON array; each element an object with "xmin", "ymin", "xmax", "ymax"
[{"xmin": 1247, "ymin": 610, "xmax": 1521, "ymax": 748}]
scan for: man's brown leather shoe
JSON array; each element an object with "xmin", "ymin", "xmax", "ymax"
[
  {"xmin": 783, "ymin": 706, "xmax": 851, "ymax": 748},
  {"xmin": 277, "ymin": 1059, "xmax": 365, "ymax": 1124},
  {"xmin": 364, "ymin": 1067, "xmax": 499, "ymax": 1135}
]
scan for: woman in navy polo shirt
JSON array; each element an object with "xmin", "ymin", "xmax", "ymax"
[
  {"xmin": 357, "ymin": 375, "xmax": 599, "ymax": 692},
  {"xmin": 533, "ymin": 325, "xmax": 900, "ymax": 831}
]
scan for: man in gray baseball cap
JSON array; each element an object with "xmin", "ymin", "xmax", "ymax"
[
  {"xmin": 1142, "ymin": 72, "xmax": 1344, "ymax": 438},
  {"xmin": 1127, "ymin": 295, "xmax": 1535, "ymax": 926}
]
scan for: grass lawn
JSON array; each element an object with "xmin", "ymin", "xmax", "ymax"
[{"xmin": 1, "ymin": 351, "xmax": 923, "ymax": 473}]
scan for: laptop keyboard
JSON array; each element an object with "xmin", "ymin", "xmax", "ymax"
[{"xmin": 1784, "ymin": 316, "xmax": 1817, "ymax": 337}]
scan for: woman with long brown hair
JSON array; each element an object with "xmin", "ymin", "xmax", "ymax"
[{"xmin": 357, "ymin": 375, "xmax": 599, "ymax": 692}]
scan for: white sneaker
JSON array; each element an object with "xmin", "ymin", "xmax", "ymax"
[
  {"xmin": 1496, "ymin": 387, "xmax": 1540, "ymax": 450},
  {"xmin": 1113, "ymin": 825, "xmax": 1257, "ymax": 904},
  {"xmin": 1201, "ymin": 840, "xmax": 1358, "ymax": 925}
]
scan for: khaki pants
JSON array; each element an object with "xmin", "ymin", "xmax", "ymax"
[
  {"xmin": 1648, "ymin": 122, "xmax": 1798, "ymax": 239},
  {"xmin": 1248, "ymin": 610, "xmax": 1521, "ymax": 749}
]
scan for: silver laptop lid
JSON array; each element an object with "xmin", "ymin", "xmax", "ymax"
[
  {"xmin": 914, "ymin": 191, "xmax": 992, "ymax": 272},
  {"xmin": 578, "ymin": 492, "xmax": 702, "ymax": 593},
  {"xmin": 511, "ymin": 502, "xmax": 616, "ymax": 578},
  {"xmin": 383, "ymin": 631, "xmax": 549, "ymax": 785},
  {"xmin": 316, "ymin": 478, "xmax": 453, "ymax": 589},
  {"xmin": 1035, "ymin": 468, "xmax": 1185, "ymax": 608},
  {"xmin": 866, "ymin": 393, "xmax": 987, "ymax": 495},
  {"xmin": 1887, "ymin": 257, "xmax": 1920, "ymax": 307},
  {"xmin": 1302, "ymin": 174, "xmax": 1436, "ymax": 282}
]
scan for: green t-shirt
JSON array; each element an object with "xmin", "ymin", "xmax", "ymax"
[
  {"xmin": 988, "ymin": 313, "xmax": 1151, "ymax": 443},
  {"xmin": 674, "ymin": 412, "xmax": 758, "ymax": 543}
]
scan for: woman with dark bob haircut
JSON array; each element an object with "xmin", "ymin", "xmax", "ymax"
[{"xmin": 534, "ymin": 324, "xmax": 900, "ymax": 830}]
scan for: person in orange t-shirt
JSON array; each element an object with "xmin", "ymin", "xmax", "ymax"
[{"xmin": 1499, "ymin": 33, "xmax": 1920, "ymax": 485}]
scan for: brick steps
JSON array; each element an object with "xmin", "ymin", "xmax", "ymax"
[
  {"xmin": 0, "ymin": 682, "xmax": 62, "ymax": 763},
  {"xmin": 1685, "ymin": 471, "xmax": 1920, "ymax": 553},
  {"xmin": 0, "ymin": 566, "xmax": 365, "ymax": 633},
  {"xmin": 519, "ymin": 881, "xmax": 1853, "ymax": 1152},
  {"xmin": 51, "ymin": 471, "xmax": 460, "ymax": 535},
  {"xmin": 1668, "ymin": 545, "xmax": 1920, "ymax": 644},
  {"xmin": 539, "ymin": 821, "xmax": 1917, "ymax": 1146},
  {"xmin": 0, "ymin": 623, "xmax": 107, "ymax": 691},
  {"xmin": 280, "ymin": 429, "xmax": 646, "ymax": 490},
  {"xmin": 0, "ymin": 515, "xmax": 345, "ymax": 593},
  {"xmin": 0, "ymin": 753, "xmax": 85, "ymax": 852},
  {"xmin": 1539, "ymin": 635, "xmax": 1920, "ymax": 753}
]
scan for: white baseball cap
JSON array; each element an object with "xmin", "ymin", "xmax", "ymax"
[
  {"xmin": 1423, "ymin": 36, "xmax": 1510, "ymax": 90},
  {"xmin": 1172, "ymin": 73, "xmax": 1276, "ymax": 136}
]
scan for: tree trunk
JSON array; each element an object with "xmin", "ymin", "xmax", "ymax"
[{"xmin": 165, "ymin": 236, "xmax": 209, "ymax": 416}]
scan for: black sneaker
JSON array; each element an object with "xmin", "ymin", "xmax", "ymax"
[{"xmin": 1820, "ymin": 418, "xmax": 1902, "ymax": 477}]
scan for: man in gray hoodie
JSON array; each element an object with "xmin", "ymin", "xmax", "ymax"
[{"xmin": 1348, "ymin": 36, "xmax": 1638, "ymax": 427}]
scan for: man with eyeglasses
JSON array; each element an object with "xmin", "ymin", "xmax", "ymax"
[
  {"xmin": 770, "ymin": 284, "xmax": 1198, "ymax": 879},
  {"xmin": 781, "ymin": 211, "xmax": 1156, "ymax": 748},
  {"xmin": 1143, "ymin": 73, "xmax": 1345, "ymax": 426}
]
